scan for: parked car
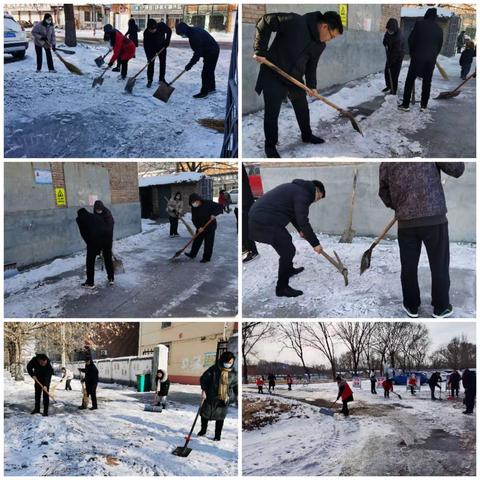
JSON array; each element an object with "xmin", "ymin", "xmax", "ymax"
[
  {"xmin": 4, "ymin": 14, "xmax": 28, "ymax": 59},
  {"xmin": 227, "ymin": 188, "xmax": 238, "ymax": 204}
]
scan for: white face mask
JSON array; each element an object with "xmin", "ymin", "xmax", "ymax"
[
  {"xmin": 223, "ymin": 362, "xmax": 233, "ymax": 369},
  {"xmin": 46, "ymin": 19, "xmax": 52, "ymax": 25},
  {"xmin": 192, "ymin": 201, "xmax": 200, "ymax": 208}
]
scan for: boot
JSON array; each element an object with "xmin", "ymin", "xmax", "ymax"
[
  {"xmin": 276, "ymin": 286, "xmax": 303, "ymax": 297},
  {"xmin": 200, "ymin": 258, "xmax": 210, "ymax": 263},
  {"xmin": 197, "ymin": 428, "xmax": 207, "ymax": 436},
  {"xmin": 302, "ymin": 133, "xmax": 325, "ymax": 144},
  {"xmin": 184, "ymin": 252, "xmax": 195, "ymax": 259},
  {"xmin": 31, "ymin": 408, "xmax": 41, "ymax": 414},
  {"xmin": 147, "ymin": 80, "xmax": 152, "ymax": 88},
  {"xmin": 42, "ymin": 411, "xmax": 49, "ymax": 417},
  {"xmin": 112, "ymin": 66, "xmax": 121, "ymax": 72},
  {"xmin": 290, "ymin": 266, "xmax": 304, "ymax": 277},
  {"xmin": 265, "ymin": 145, "xmax": 280, "ymax": 158}
]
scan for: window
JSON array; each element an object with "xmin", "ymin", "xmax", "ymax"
[{"xmin": 161, "ymin": 322, "xmax": 171, "ymax": 328}]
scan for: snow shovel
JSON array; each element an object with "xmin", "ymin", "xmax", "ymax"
[
  {"xmin": 125, "ymin": 47, "xmax": 166, "ymax": 93},
  {"xmin": 261, "ymin": 58, "xmax": 363, "ymax": 135},
  {"xmin": 319, "ymin": 399, "xmax": 337, "ymax": 416},
  {"xmin": 144, "ymin": 393, "xmax": 163, "ymax": 412},
  {"xmin": 153, "ymin": 69, "xmax": 187, "ymax": 103},
  {"xmin": 436, "ymin": 61, "xmax": 449, "ymax": 81},
  {"xmin": 170, "ymin": 217, "xmax": 215, "ymax": 260},
  {"xmin": 319, "ymin": 249, "xmax": 349, "ymax": 286},
  {"xmin": 45, "ymin": 40, "xmax": 83, "ymax": 75},
  {"xmin": 172, "ymin": 401, "xmax": 203, "ymax": 457},
  {"xmin": 95, "ymin": 48, "xmax": 112, "ymax": 67},
  {"xmin": 435, "ymin": 70, "xmax": 476, "ymax": 99},
  {"xmin": 33, "ymin": 377, "xmax": 65, "ymax": 407},
  {"xmin": 112, "ymin": 253, "xmax": 125, "ymax": 274},
  {"xmin": 339, "ymin": 168, "xmax": 358, "ymax": 243},
  {"xmin": 391, "ymin": 391, "xmax": 403, "ymax": 400},
  {"xmin": 92, "ymin": 65, "xmax": 111, "ymax": 88},
  {"xmin": 360, "ymin": 217, "xmax": 397, "ymax": 274}
]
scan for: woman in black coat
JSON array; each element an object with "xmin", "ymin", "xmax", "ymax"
[
  {"xmin": 126, "ymin": 17, "xmax": 139, "ymax": 47},
  {"xmin": 198, "ymin": 351, "xmax": 237, "ymax": 441},
  {"xmin": 382, "ymin": 18, "xmax": 404, "ymax": 94},
  {"xmin": 79, "ymin": 358, "xmax": 99, "ymax": 410},
  {"xmin": 155, "ymin": 369, "xmax": 171, "ymax": 409}
]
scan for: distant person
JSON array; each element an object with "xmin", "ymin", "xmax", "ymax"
[
  {"xmin": 185, "ymin": 193, "xmax": 223, "ymax": 263},
  {"xmin": 126, "ymin": 17, "xmax": 139, "ymax": 47},
  {"xmin": 399, "ymin": 8, "xmax": 443, "ymax": 112},
  {"xmin": 175, "ymin": 22, "xmax": 220, "ymax": 99},
  {"xmin": 370, "ymin": 370, "xmax": 377, "ymax": 394},
  {"xmin": 256, "ymin": 376, "xmax": 265, "ymax": 394},
  {"xmin": 27, "ymin": 353, "xmax": 54, "ymax": 416},
  {"xmin": 198, "ymin": 351, "xmax": 237, "ymax": 441},
  {"xmin": 382, "ymin": 18, "xmax": 405, "ymax": 94},
  {"xmin": 104, "ymin": 24, "xmax": 136, "ymax": 79},
  {"xmin": 267, "ymin": 373, "xmax": 276, "ymax": 393},
  {"xmin": 218, "ymin": 190, "xmax": 227, "ymax": 212},
  {"xmin": 31, "ymin": 13, "xmax": 56, "ymax": 72},
  {"xmin": 336, "ymin": 375, "xmax": 353, "ymax": 416},
  {"xmin": 457, "ymin": 30, "xmax": 466, "ymax": 54},
  {"xmin": 155, "ymin": 369, "xmax": 170, "ymax": 410},
  {"xmin": 79, "ymin": 358, "xmax": 99, "ymax": 410},
  {"xmin": 286, "ymin": 374, "xmax": 293, "ymax": 391},
  {"xmin": 462, "ymin": 368, "xmax": 476, "ymax": 414},
  {"xmin": 407, "ymin": 373, "xmax": 416, "ymax": 395},
  {"xmin": 428, "ymin": 372, "xmax": 442, "ymax": 400},
  {"xmin": 449, "ymin": 369, "xmax": 461, "ymax": 398},
  {"xmin": 242, "ymin": 165, "xmax": 259, "ymax": 263},
  {"xmin": 166, "ymin": 192, "xmax": 183, "ymax": 237},
  {"xmin": 383, "ymin": 376, "xmax": 393, "ymax": 399},
  {"xmin": 249, "ymin": 179, "xmax": 325, "ymax": 297},
  {"xmin": 61, "ymin": 367, "xmax": 73, "ymax": 391},
  {"xmin": 459, "ymin": 40, "xmax": 476, "ymax": 80},
  {"xmin": 224, "ymin": 191, "xmax": 232, "ymax": 213},
  {"xmin": 143, "ymin": 18, "xmax": 171, "ymax": 87},
  {"xmin": 379, "ymin": 162, "xmax": 465, "ymax": 318}
]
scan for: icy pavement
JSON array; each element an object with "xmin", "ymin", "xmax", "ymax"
[
  {"xmin": 4, "ymin": 214, "xmax": 238, "ymax": 318},
  {"xmin": 242, "ymin": 232, "xmax": 476, "ymax": 318},
  {"xmin": 4, "ymin": 373, "xmax": 238, "ymax": 476},
  {"xmin": 4, "ymin": 40, "xmax": 231, "ymax": 158},
  {"xmin": 242, "ymin": 54, "xmax": 476, "ymax": 158},
  {"xmin": 243, "ymin": 382, "xmax": 476, "ymax": 476}
]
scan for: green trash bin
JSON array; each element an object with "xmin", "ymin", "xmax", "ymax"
[{"xmin": 137, "ymin": 374, "xmax": 146, "ymax": 392}]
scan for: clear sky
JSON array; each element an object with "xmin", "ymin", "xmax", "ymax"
[{"xmin": 251, "ymin": 322, "xmax": 476, "ymax": 365}]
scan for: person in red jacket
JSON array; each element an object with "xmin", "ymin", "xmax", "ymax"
[
  {"xmin": 383, "ymin": 376, "xmax": 394, "ymax": 399},
  {"xmin": 336, "ymin": 375, "xmax": 353, "ymax": 416},
  {"xmin": 103, "ymin": 24, "xmax": 136, "ymax": 79},
  {"xmin": 407, "ymin": 373, "xmax": 417, "ymax": 396},
  {"xmin": 256, "ymin": 376, "xmax": 265, "ymax": 394},
  {"xmin": 286, "ymin": 374, "xmax": 293, "ymax": 391}
]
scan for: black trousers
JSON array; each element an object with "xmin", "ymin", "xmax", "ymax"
[
  {"xmin": 169, "ymin": 217, "xmax": 179, "ymax": 235},
  {"xmin": 242, "ymin": 208, "xmax": 258, "ymax": 254},
  {"xmin": 189, "ymin": 227, "xmax": 216, "ymax": 261},
  {"xmin": 288, "ymin": 383, "xmax": 292, "ymax": 391},
  {"xmin": 147, "ymin": 50, "xmax": 167, "ymax": 82},
  {"xmin": 65, "ymin": 379, "xmax": 72, "ymax": 391},
  {"xmin": 397, "ymin": 223, "xmax": 450, "ymax": 312},
  {"xmin": 200, "ymin": 48, "xmax": 220, "ymax": 93},
  {"xmin": 384, "ymin": 58, "xmax": 403, "ymax": 93},
  {"xmin": 268, "ymin": 382, "xmax": 275, "ymax": 392},
  {"xmin": 86, "ymin": 383, "xmax": 98, "ymax": 408},
  {"xmin": 371, "ymin": 381, "xmax": 377, "ymax": 394},
  {"xmin": 35, "ymin": 45, "xmax": 54, "ymax": 71},
  {"xmin": 429, "ymin": 385, "xmax": 436, "ymax": 400},
  {"xmin": 341, "ymin": 400, "xmax": 349, "ymax": 415},
  {"xmin": 34, "ymin": 379, "xmax": 50, "ymax": 412},
  {"xmin": 410, "ymin": 386, "xmax": 415, "ymax": 395},
  {"xmin": 402, "ymin": 58, "xmax": 436, "ymax": 108},
  {"xmin": 451, "ymin": 386, "xmax": 459, "ymax": 397},
  {"xmin": 257, "ymin": 386, "xmax": 263, "ymax": 394},
  {"xmin": 384, "ymin": 390, "xmax": 390, "ymax": 398},
  {"xmin": 201, "ymin": 417, "xmax": 224, "ymax": 438},
  {"xmin": 86, "ymin": 244, "xmax": 115, "ymax": 285},
  {"xmin": 263, "ymin": 77, "xmax": 311, "ymax": 148},
  {"xmin": 461, "ymin": 63, "xmax": 472, "ymax": 79},
  {"xmin": 465, "ymin": 389, "xmax": 475, "ymax": 413},
  {"xmin": 271, "ymin": 228, "xmax": 296, "ymax": 290}
]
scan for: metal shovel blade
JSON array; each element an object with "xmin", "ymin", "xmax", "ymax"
[
  {"xmin": 319, "ymin": 407, "xmax": 334, "ymax": 416},
  {"xmin": 92, "ymin": 76, "xmax": 104, "ymax": 88},
  {"xmin": 172, "ymin": 446, "xmax": 192, "ymax": 457},
  {"xmin": 341, "ymin": 110, "xmax": 363, "ymax": 136},
  {"xmin": 360, "ymin": 246, "xmax": 373, "ymax": 275},
  {"xmin": 144, "ymin": 404, "xmax": 163, "ymax": 412},
  {"xmin": 125, "ymin": 77, "xmax": 136, "ymax": 94},
  {"xmin": 333, "ymin": 251, "xmax": 349, "ymax": 286},
  {"xmin": 94, "ymin": 56, "xmax": 105, "ymax": 67},
  {"xmin": 435, "ymin": 90, "xmax": 461, "ymax": 100},
  {"xmin": 154, "ymin": 81, "xmax": 175, "ymax": 103}
]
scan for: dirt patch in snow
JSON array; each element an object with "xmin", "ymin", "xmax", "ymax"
[{"xmin": 243, "ymin": 397, "xmax": 298, "ymax": 431}]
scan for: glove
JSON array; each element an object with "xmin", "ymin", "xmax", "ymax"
[
  {"xmin": 108, "ymin": 61, "xmax": 114, "ymax": 68},
  {"xmin": 41, "ymin": 36, "xmax": 48, "ymax": 41},
  {"xmin": 185, "ymin": 63, "xmax": 192, "ymax": 71},
  {"xmin": 52, "ymin": 46, "xmax": 56, "ymax": 51}
]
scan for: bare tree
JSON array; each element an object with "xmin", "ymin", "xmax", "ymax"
[
  {"xmin": 304, "ymin": 322, "xmax": 337, "ymax": 380},
  {"xmin": 430, "ymin": 335, "xmax": 476, "ymax": 369},
  {"xmin": 242, "ymin": 322, "xmax": 274, "ymax": 383},
  {"xmin": 277, "ymin": 323, "xmax": 311, "ymax": 380},
  {"xmin": 64, "ymin": 4, "xmax": 77, "ymax": 47},
  {"xmin": 335, "ymin": 322, "xmax": 375, "ymax": 375}
]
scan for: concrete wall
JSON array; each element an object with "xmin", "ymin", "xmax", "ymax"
[
  {"xmin": 259, "ymin": 163, "xmax": 476, "ymax": 242},
  {"xmin": 243, "ymin": 4, "xmax": 387, "ymax": 114},
  {"xmin": 63, "ymin": 163, "xmax": 111, "ymax": 207}
]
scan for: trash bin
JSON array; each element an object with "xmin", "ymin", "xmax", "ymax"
[{"xmin": 137, "ymin": 374, "xmax": 146, "ymax": 392}]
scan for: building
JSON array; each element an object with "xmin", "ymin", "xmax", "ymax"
[
  {"xmin": 138, "ymin": 322, "xmax": 238, "ymax": 383},
  {"xmin": 139, "ymin": 171, "xmax": 213, "ymax": 220},
  {"xmin": 130, "ymin": 4, "xmax": 184, "ymax": 29},
  {"xmin": 4, "ymin": 162, "xmax": 141, "ymax": 269}
]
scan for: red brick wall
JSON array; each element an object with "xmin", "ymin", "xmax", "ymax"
[
  {"xmin": 243, "ymin": 4, "xmax": 266, "ymax": 24},
  {"xmin": 50, "ymin": 162, "xmax": 67, "ymax": 208},
  {"xmin": 103, "ymin": 162, "xmax": 139, "ymax": 204}
]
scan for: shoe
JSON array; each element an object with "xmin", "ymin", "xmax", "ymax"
[
  {"xmin": 78, "ymin": 405, "xmax": 86, "ymax": 410},
  {"xmin": 90, "ymin": 407, "xmax": 98, "ymax": 410},
  {"xmin": 200, "ymin": 258, "xmax": 210, "ymax": 263},
  {"xmin": 184, "ymin": 252, "xmax": 195, "ymax": 259},
  {"xmin": 108, "ymin": 280, "xmax": 114, "ymax": 286},
  {"xmin": 463, "ymin": 410, "xmax": 473, "ymax": 415},
  {"xmin": 302, "ymin": 134, "xmax": 325, "ymax": 144},
  {"xmin": 208, "ymin": 88, "xmax": 216, "ymax": 93},
  {"xmin": 290, "ymin": 267, "xmax": 305, "ymax": 277},
  {"xmin": 81, "ymin": 282, "xmax": 95, "ymax": 289},
  {"xmin": 112, "ymin": 67, "xmax": 121, "ymax": 72},
  {"xmin": 31, "ymin": 409, "xmax": 41, "ymax": 414},
  {"xmin": 36, "ymin": 69, "xmax": 41, "ymax": 73},
  {"xmin": 48, "ymin": 69, "xmax": 57, "ymax": 73},
  {"xmin": 121, "ymin": 75, "xmax": 126, "ymax": 80},
  {"xmin": 265, "ymin": 146, "xmax": 281, "ymax": 158},
  {"xmin": 147, "ymin": 81, "xmax": 152, "ymax": 88},
  {"xmin": 213, "ymin": 436, "xmax": 221, "ymax": 441},
  {"xmin": 382, "ymin": 87, "xmax": 391, "ymax": 93},
  {"xmin": 243, "ymin": 252, "xmax": 259, "ymax": 263},
  {"xmin": 420, "ymin": 106, "xmax": 427, "ymax": 112},
  {"xmin": 159, "ymin": 78, "xmax": 166, "ymax": 84},
  {"xmin": 398, "ymin": 104, "xmax": 410, "ymax": 112},
  {"xmin": 197, "ymin": 429, "xmax": 207, "ymax": 436},
  {"xmin": 193, "ymin": 91, "xmax": 209, "ymax": 99},
  {"xmin": 42, "ymin": 412, "xmax": 49, "ymax": 417},
  {"xmin": 432, "ymin": 304, "xmax": 453, "ymax": 318},
  {"xmin": 275, "ymin": 286, "xmax": 303, "ymax": 297},
  {"xmin": 402, "ymin": 305, "xmax": 419, "ymax": 318}
]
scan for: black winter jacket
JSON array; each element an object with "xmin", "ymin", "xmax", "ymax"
[
  {"xmin": 27, "ymin": 356, "xmax": 54, "ymax": 382},
  {"xmin": 178, "ymin": 24, "xmax": 219, "ymax": 70},
  {"xmin": 449, "ymin": 371, "xmax": 461, "ymax": 388},
  {"xmin": 408, "ymin": 17, "xmax": 443, "ymax": 62},
  {"xmin": 79, "ymin": 362, "xmax": 99, "ymax": 388},
  {"xmin": 383, "ymin": 19, "xmax": 405, "ymax": 64},
  {"xmin": 143, "ymin": 22, "xmax": 172, "ymax": 58},
  {"xmin": 76, "ymin": 208, "xmax": 106, "ymax": 251},
  {"xmin": 126, "ymin": 19, "xmax": 139, "ymax": 47},
  {"xmin": 462, "ymin": 369, "xmax": 476, "ymax": 393},
  {"xmin": 460, "ymin": 47, "xmax": 476, "ymax": 66},
  {"xmin": 254, "ymin": 12, "xmax": 326, "ymax": 94},
  {"xmin": 189, "ymin": 194, "xmax": 223, "ymax": 231},
  {"xmin": 156, "ymin": 377, "xmax": 170, "ymax": 396},
  {"xmin": 249, "ymin": 179, "xmax": 320, "ymax": 248},
  {"xmin": 94, "ymin": 201, "xmax": 115, "ymax": 242}
]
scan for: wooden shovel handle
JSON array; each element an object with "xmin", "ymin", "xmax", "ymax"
[
  {"xmin": 452, "ymin": 70, "xmax": 477, "ymax": 94},
  {"xmin": 169, "ymin": 69, "xmax": 187, "ymax": 86},
  {"xmin": 133, "ymin": 47, "xmax": 167, "ymax": 80},
  {"xmin": 372, "ymin": 217, "xmax": 397, "ymax": 247},
  {"xmin": 33, "ymin": 377, "xmax": 54, "ymax": 399},
  {"xmin": 179, "ymin": 217, "xmax": 215, "ymax": 252}
]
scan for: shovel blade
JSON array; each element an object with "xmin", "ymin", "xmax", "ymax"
[
  {"xmin": 343, "ymin": 112, "xmax": 363, "ymax": 136},
  {"xmin": 172, "ymin": 446, "xmax": 192, "ymax": 457},
  {"xmin": 95, "ymin": 56, "xmax": 105, "ymax": 67},
  {"xmin": 360, "ymin": 247, "xmax": 373, "ymax": 275},
  {"xmin": 319, "ymin": 407, "xmax": 334, "ymax": 416},
  {"xmin": 144, "ymin": 404, "xmax": 163, "ymax": 412},
  {"xmin": 125, "ymin": 77, "xmax": 136, "ymax": 94},
  {"xmin": 92, "ymin": 77, "xmax": 104, "ymax": 88},
  {"xmin": 154, "ymin": 81, "xmax": 175, "ymax": 102},
  {"xmin": 435, "ymin": 90, "xmax": 461, "ymax": 100}
]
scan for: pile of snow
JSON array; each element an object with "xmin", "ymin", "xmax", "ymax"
[{"xmin": 139, "ymin": 172, "xmax": 206, "ymax": 187}]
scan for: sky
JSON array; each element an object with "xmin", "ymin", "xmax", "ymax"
[{"xmin": 251, "ymin": 321, "xmax": 476, "ymax": 365}]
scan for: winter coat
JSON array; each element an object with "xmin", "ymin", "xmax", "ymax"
[
  {"xmin": 218, "ymin": 192, "xmax": 226, "ymax": 207},
  {"xmin": 256, "ymin": 378, "xmax": 265, "ymax": 386},
  {"xmin": 27, "ymin": 356, "xmax": 54, "ymax": 382},
  {"xmin": 286, "ymin": 376, "xmax": 293, "ymax": 385},
  {"xmin": 407, "ymin": 376, "xmax": 416, "ymax": 387},
  {"xmin": 156, "ymin": 376, "xmax": 170, "ymax": 396},
  {"xmin": 267, "ymin": 374, "xmax": 276, "ymax": 385},
  {"xmin": 337, "ymin": 380, "xmax": 354, "ymax": 402},
  {"xmin": 200, "ymin": 363, "xmax": 238, "ymax": 421},
  {"xmin": 108, "ymin": 30, "xmax": 136, "ymax": 64},
  {"xmin": 457, "ymin": 32, "xmax": 465, "ymax": 49},
  {"xmin": 407, "ymin": 13, "xmax": 443, "ymax": 62},
  {"xmin": 94, "ymin": 201, "xmax": 115, "ymax": 243},
  {"xmin": 462, "ymin": 369, "xmax": 476, "ymax": 393},
  {"xmin": 126, "ymin": 18, "xmax": 139, "ymax": 47},
  {"xmin": 167, "ymin": 197, "xmax": 183, "ymax": 218},
  {"xmin": 254, "ymin": 12, "xmax": 326, "ymax": 94},
  {"xmin": 31, "ymin": 20, "xmax": 56, "ymax": 48},
  {"xmin": 428, "ymin": 373, "xmax": 441, "ymax": 388},
  {"xmin": 382, "ymin": 379, "xmax": 393, "ymax": 392},
  {"xmin": 383, "ymin": 19, "xmax": 405, "ymax": 64},
  {"xmin": 449, "ymin": 371, "xmax": 461, "ymax": 388},
  {"xmin": 189, "ymin": 193, "xmax": 223, "ymax": 231},
  {"xmin": 242, "ymin": 164, "xmax": 255, "ymax": 210},
  {"xmin": 460, "ymin": 47, "xmax": 476, "ymax": 66},
  {"xmin": 143, "ymin": 22, "xmax": 172, "ymax": 59},
  {"xmin": 76, "ymin": 208, "xmax": 105, "ymax": 252},
  {"xmin": 62, "ymin": 369, "xmax": 74, "ymax": 381},
  {"xmin": 79, "ymin": 362, "xmax": 99, "ymax": 388},
  {"xmin": 249, "ymin": 179, "xmax": 320, "ymax": 248},
  {"xmin": 379, "ymin": 162, "xmax": 465, "ymax": 227},
  {"xmin": 176, "ymin": 23, "xmax": 219, "ymax": 70}
]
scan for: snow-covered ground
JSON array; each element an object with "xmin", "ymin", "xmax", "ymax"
[
  {"xmin": 243, "ymin": 54, "xmax": 476, "ymax": 158},
  {"xmin": 243, "ymin": 382, "xmax": 476, "ymax": 476},
  {"xmin": 4, "ymin": 39, "xmax": 231, "ymax": 158},
  {"xmin": 4, "ymin": 214, "xmax": 238, "ymax": 318},
  {"xmin": 4, "ymin": 372, "xmax": 238, "ymax": 476},
  {"xmin": 242, "ymin": 233, "xmax": 476, "ymax": 318}
]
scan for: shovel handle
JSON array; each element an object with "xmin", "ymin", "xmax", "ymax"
[
  {"xmin": 451, "ymin": 70, "xmax": 477, "ymax": 94},
  {"xmin": 132, "ymin": 47, "xmax": 167, "ymax": 80},
  {"xmin": 372, "ymin": 217, "xmax": 397, "ymax": 247},
  {"xmin": 33, "ymin": 377, "xmax": 54, "ymax": 400},
  {"xmin": 176, "ymin": 217, "xmax": 215, "ymax": 256},
  {"xmin": 169, "ymin": 69, "xmax": 187, "ymax": 86}
]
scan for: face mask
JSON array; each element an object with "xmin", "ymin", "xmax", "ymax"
[
  {"xmin": 223, "ymin": 362, "xmax": 233, "ymax": 369},
  {"xmin": 95, "ymin": 209, "xmax": 102, "ymax": 214},
  {"xmin": 192, "ymin": 201, "xmax": 200, "ymax": 208},
  {"xmin": 46, "ymin": 19, "xmax": 52, "ymax": 25}
]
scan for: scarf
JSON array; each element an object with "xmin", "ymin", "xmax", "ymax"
[{"xmin": 218, "ymin": 368, "xmax": 230, "ymax": 402}]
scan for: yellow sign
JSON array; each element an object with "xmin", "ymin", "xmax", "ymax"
[
  {"xmin": 55, "ymin": 188, "xmax": 66, "ymax": 206},
  {"xmin": 339, "ymin": 4, "xmax": 348, "ymax": 29}
]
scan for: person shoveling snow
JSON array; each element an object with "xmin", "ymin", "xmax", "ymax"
[
  {"xmin": 27, "ymin": 353, "xmax": 54, "ymax": 417},
  {"xmin": 145, "ymin": 369, "xmax": 171, "ymax": 412}
]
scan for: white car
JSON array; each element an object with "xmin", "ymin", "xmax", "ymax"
[
  {"xmin": 4, "ymin": 14, "xmax": 29, "ymax": 59},
  {"xmin": 228, "ymin": 188, "xmax": 238, "ymax": 204}
]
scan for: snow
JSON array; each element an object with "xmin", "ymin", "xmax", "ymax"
[
  {"xmin": 243, "ymin": 232, "xmax": 476, "ymax": 318},
  {"xmin": 4, "ymin": 39, "xmax": 231, "ymax": 158},
  {"xmin": 4, "ymin": 372, "xmax": 238, "ymax": 476},
  {"xmin": 401, "ymin": 7, "xmax": 454, "ymax": 18},
  {"xmin": 242, "ymin": 54, "xmax": 475, "ymax": 158},
  {"xmin": 139, "ymin": 172, "xmax": 206, "ymax": 187},
  {"xmin": 243, "ymin": 381, "xmax": 475, "ymax": 476}
]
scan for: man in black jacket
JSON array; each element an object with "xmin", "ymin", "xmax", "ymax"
[
  {"xmin": 428, "ymin": 372, "xmax": 442, "ymax": 400},
  {"xmin": 27, "ymin": 353, "xmax": 54, "ymax": 416},
  {"xmin": 79, "ymin": 358, "xmax": 99, "ymax": 410},
  {"xmin": 185, "ymin": 193, "xmax": 223, "ymax": 262},
  {"xmin": 462, "ymin": 368, "xmax": 476, "ymax": 414},
  {"xmin": 399, "ymin": 8, "xmax": 443, "ymax": 111},
  {"xmin": 449, "ymin": 369, "xmax": 461, "ymax": 398},
  {"xmin": 143, "ymin": 18, "xmax": 172, "ymax": 87},
  {"xmin": 253, "ymin": 11, "xmax": 343, "ymax": 158},
  {"xmin": 382, "ymin": 18, "xmax": 405, "ymax": 94},
  {"xmin": 175, "ymin": 22, "xmax": 220, "ymax": 99},
  {"xmin": 249, "ymin": 179, "xmax": 325, "ymax": 297},
  {"xmin": 379, "ymin": 162, "xmax": 464, "ymax": 318}
]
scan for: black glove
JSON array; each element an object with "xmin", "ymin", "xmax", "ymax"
[
  {"xmin": 108, "ymin": 61, "xmax": 114, "ymax": 68},
  {"xmin": 185, "ymin": 63, "xmax": 192, "ymax": 72},
  {"xmin": 41, "ymin": 36, "xmax": 48, "ymax": 41},
  {"xmin": 52, "ymin": 45, "xmax": 56, "ymax": 51}
]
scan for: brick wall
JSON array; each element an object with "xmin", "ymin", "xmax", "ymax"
[
  {"xmin": 103, "ymin": 162, "xmax": 139, "ymax": 204},
  {"xmin": 243, "ymin": 4, "xmax": 266, "ymax": 24},
  {"xmin": 50, "ymin": 162, "xmax": 67, "ymax": 208},
  {"xmin": 380, "ymin": 4, "xmax": 402, "ymax": 30}
]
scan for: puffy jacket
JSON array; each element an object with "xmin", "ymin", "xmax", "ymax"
[
  {"xmin": 408, "ymin": 10, "xmax": 443, "ymax": 62},
  {"xmin": 108, "ymin": 30, "xmax": 136, "ymax": 64},
  {"xmin": 27, "ymin": 356, "xmax": 54, "ymax": 382},
  {"xmin": 176, "ymin": 22, "xmax": 219, "ymax": 70},
  {"xmin": 167, "ymin": 197, "xmax": 183, "ymax": 218},
  {"xmin": 189, "ymin": 193, "xmax": 223, "ymax": 230},
  {"xmin": 337, "ymin": 380, "xmax": 353, "ymax": 401},
  {"xmin": 31, "ymin": 20, "xmax": 56, "ymax": 48},
  {"xmin": 143, "ymin": 21, "xmax": 172, "ymax": 58},
  {"xmin": 383, "ymin": 18, "xmax": 405, "ymax": 64}
]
